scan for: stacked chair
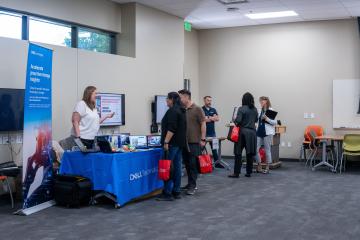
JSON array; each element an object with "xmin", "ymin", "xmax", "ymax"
[
  {"xmin": 339, "ymin": 134, "xmax": 360, "ymax": 174},
  {"xmin": 301, "ymin": 125, "xmax": 335, "ymax": 168},
  {"xmin": 300, "ymin": 125, "xmax": 324, "ymax": 165}
]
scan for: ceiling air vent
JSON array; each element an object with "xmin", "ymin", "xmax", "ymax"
[{"xmin": 217, "ymin": 0, "xmax": 249, "ymax": 5}]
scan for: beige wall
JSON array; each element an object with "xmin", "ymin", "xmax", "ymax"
[
  {"xmin": 78, "ymin": 3, "xmax": 185, "ymax": 136},
  {"xmin": 0, "ymin": 0, "xmax": 121, "ymax": 32},
  {"xmin": 184, "ymin": 29, "xmax": 200, "ymax": 103},
  {"xmin": 198, "ymin": 19, "xmax": 360, "ymax": 158},
  {"xmin": 1, "ymin": 0, "xmax": 359, "ymax": 166},
  {"xmin": 118, "ymin": 3, "xmax": 136, "ymax": 57},
  {"xmin": 0, "ymin": 3, "xmax": 186, "ymax": 168}
]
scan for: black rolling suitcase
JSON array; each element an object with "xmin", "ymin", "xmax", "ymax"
[{"xmin": 54, "ymin": 174, "xmax": 92, "ymax": 208}]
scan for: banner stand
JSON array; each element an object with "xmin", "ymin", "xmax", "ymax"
[
  {"xmin": 14, "ymin": 200, "xmax": 55, "ymax": 216},
  {"xmin": 19, "ymin": 43, "xmax": 54, "ymax": 216}
]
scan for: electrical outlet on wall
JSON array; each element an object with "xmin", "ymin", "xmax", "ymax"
[
  {"xmin": 281, "ymin": 141, "xmax": 285, "ymax": 147},
  {"xmin": 10, "ymin": 135, "xmax": 16, "ymax": 144},
  {"xmin": 16, "ymin": 135, "xmax": 23, "ymax": 144},
  {"xmin": 2, "ymin": 136, "xmax": 9, "ymax": 144},
  {"xmin": 287, "ymin": 142, "xmax": 292, "ymax": 148}
]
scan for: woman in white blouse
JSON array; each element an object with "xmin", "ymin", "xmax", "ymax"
[
  {"xmin": 71, "ymin": 86, "xmax": 114, "ymax": 149},
  {"xmin": 256, "ymin": 96, "xmax": 277, "ymax": 174}
]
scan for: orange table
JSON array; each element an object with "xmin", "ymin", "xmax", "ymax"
[{"xmin": 314, "ymin": 135, "xmax": 344, "ymax": 172}]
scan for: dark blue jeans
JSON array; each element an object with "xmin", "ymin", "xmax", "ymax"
[{"xmin": 163, "ymin": 146, "xmax": 183, "ymax": 195}]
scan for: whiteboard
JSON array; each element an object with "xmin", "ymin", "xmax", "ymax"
[{"xmin": 333, "ymin": 79, "xmax": 360, "ymax": 129}]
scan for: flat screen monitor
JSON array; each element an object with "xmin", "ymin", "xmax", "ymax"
[
  {"xmin": 147, "ymin": 135, "xmax": 161, "ymax": 148},
  {"xmin": 155, "ymin": 95, "xmax": 168, "ymax": 124},
  {"xmin": 0, "ymin": 88, "xmax": 24, "ymax": 131},
  {"xmin": 129, "ymin": 135, "xmax": 148, "ymax": 149},
  {"xmin": 119, "ymin": 134, "xmax": 130, "ymax": 146},
  {"xmin": 96, "ymin": 93, "xmax": 125, "ymax": 126}
]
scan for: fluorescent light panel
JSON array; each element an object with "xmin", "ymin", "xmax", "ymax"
[{"xmin": 245, "ymin": 11, "xmax": 298, "ymax": 20}]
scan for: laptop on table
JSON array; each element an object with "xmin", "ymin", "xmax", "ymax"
[
  {"xmin": 129, "ymin": 136, "xmax": 148, "ymax": 150},
  {"xmin": 147, "ymin": 135, "xmax": 162, "ymax": 148}
]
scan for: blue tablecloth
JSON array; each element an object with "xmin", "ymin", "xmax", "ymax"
[{"xmin": 60, "ymin": 149, "xmax": 164, "ymax": 205}]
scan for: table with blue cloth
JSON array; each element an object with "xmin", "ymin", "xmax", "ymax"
[{"xmin": 60, "ymin": 148, "xmax": 164, "ymax": 207}]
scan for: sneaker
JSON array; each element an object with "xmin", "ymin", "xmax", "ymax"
[
  {"xmin": 186, "ymin": 188, "xmax": 196, "ymax": 195},
  {"xmin": 172, "ymin": 192, "xmax": 182, "ymax": 199},
  {"xmin": 245, "ymin": 174, "xmax": 251, "ymax": 178},
  {"xmin": 156, "ymin": 194, "xmax": 174, "ymax": 201},
  {"xmin": 181, "ymin": 185, "xmax": 198, "ymax": 191}
]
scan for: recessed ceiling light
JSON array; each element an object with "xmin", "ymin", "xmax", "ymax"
[
  {"xmin": 245, "ymin": 10, "xmax": 298, "ymax": 20},
  {"xmin": 217, "ymin": 0, "xmax": 248, "ymax": 5}
]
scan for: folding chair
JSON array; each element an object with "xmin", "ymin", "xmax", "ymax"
[{"xmin": 339, "ymin": 134, "xmax": 360, "ymax": 174}]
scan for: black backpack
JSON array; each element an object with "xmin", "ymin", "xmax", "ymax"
[{"xmin": 54, "ymin": 174, "xmax": 92, "ymax": 208}]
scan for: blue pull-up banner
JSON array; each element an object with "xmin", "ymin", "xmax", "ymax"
[{"xmin": 22, "ymin": 43, "xmax": 53, "ymax": 210}]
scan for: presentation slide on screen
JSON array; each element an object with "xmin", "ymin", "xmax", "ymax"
[
  {"xmin": 96, "ymin": 93, "xmax": 124, "ymax": 126},
  {"xmin": 156, "ymin": 96, "xmax": 168, "ymax": 123}
]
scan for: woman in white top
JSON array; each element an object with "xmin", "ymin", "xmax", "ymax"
[
  {"xmin": 71, "ymin": 86, "xmax": 114, "ymax": 149},
  {"xmin": 256, "ymin": 96, "xmax": 277, "ymax": 174}
]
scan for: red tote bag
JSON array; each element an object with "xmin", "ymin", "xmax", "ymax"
[
  {"xmin": 198, "ymin": 149, "xmax": 213, "ymax": 174},
  {"xmin": 227, "ymin": 125, "xmax": 240, "ymax": 143},
  {"xmin": 259, "ymin": 147, "xmax": 266, "ymax": 163},
  {"xmin": 158, "ymin": 151, "xmax": 172, "ymax": 181}
]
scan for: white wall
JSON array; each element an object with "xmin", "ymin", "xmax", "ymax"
[
  {"xmin": 118, "ymin": 3, "xmax": 136, "ymax": 57},
  {"xmin": 198, "ymin": 19, "xmax": 360, "ymax": 158},
  {"xmin": 184, "ymin": 29, "xmax": 200, "ymax": 103},
  {"xmin": 3, "ymin": 1, "xmax": 359, "ymax": 163},
  {"xmin": 0, "ymin": 3, "xmax": 186, "ymax": 166},
  {"xmin": 0, "ymin": 0, "xmax": 121, "ymax": 32},
  {"xmin": 77, "ymin": 4, "xmax": 184, "ymax": 136}
]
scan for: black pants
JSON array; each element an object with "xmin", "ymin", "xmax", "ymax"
[
  {"xmin": 183, "ymin": 143, "xmax": 201, "ymax": 189},
  {"xmin": 209, "ymin": 142, "xmax": 219, "ymax": 162},
  {"xmin": 234, "ymin": 154, "xmax": 254, "ymax": 175}
]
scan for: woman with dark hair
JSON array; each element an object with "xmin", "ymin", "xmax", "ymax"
[
  {"xmin": 71, "ymin": 86, "xmax": 114, "ymax": 149},
  {"xmin": 228, "ymin": 92, "xmax": 258, "ymax": 178},
  {"xmin": 157, "ymin": 92, "xmax": 187, "ymax": 201}
]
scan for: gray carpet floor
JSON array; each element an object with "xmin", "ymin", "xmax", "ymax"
[{"xmin": 0, "ymin": 161, "xmax": 360, "ymax": 240}]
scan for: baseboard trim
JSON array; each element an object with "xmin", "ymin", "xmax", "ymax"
[
  {"xmin": 222, "ymin": 156, "xmax": 298, "ymax": 162},
  {"xmin": 279, "ymin": 158, "xmax": 298, "ymax": 162}
]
